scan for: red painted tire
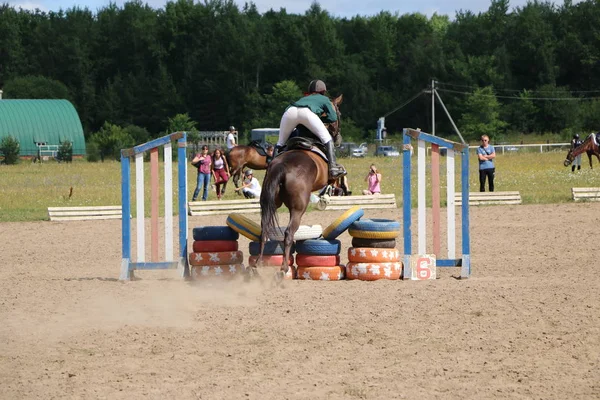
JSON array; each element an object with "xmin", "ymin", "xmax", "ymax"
[
  {"xmin": 346, "ymin": 262, "xmax": 402, "ymax": 281},
  {"xmin": 347, "ymin": 248, "xmax": 400, "ymax": 263},
  {"xmin": 192, "ymin": 240, "xmax": 238, "ymax": 252},
  {"xmin": 296, "ymin": 254, "xmax": 340, "ymax": 267},
  {"xmin": 189, "ymin": 251, "xmax": 243, "ymax": 266},
  {"xmin": 296, "ymin": 266, "xmax": 346, "ymax": 280},
  {"xmin": 191, "ymin": 264, "xmax": 245, "ymax": 279},
  {"xmin": 248, "ymin": 255, "xmax": 294, "ymax": 267}
]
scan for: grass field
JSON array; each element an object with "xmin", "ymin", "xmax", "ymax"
[{"xmin": 1, "ymin": 149, "xmax": 599, "ymax": 222}]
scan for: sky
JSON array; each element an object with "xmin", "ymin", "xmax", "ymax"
[{"xmin": 5, "ymin": 0, "xmax": 583, "ymax": 19}]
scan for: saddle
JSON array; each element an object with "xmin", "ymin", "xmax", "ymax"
[
  {"xmin": 248, "ymin": 140, "xmax": 272, "ymax": 157},
  {"xmin": 281, "ymin": 135, "xmax": 328, "ymax": 163}
]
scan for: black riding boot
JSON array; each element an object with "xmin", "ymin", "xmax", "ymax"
[
  {"xmin": 572, "ymin": 165, "xmax": 576, "ymax": 172},
  {"xmin": 273, "ymin": 144, "xmax": 284, "ymax": 159},
  {"xmin": 578, "ymin": 165, "xmax": 581, "ymax": 170},
  {"xmin": 326, "ymin": 141, "xmax": 346, "ymax": 179}
]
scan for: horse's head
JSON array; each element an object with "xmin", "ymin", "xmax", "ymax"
[
  {"xmin": 326, "ymin": 94, "xmax": 343, "ymax": 142},
  {"xmin": 564, "ymin": 149, "xmax": 574, "ymax": 166}
]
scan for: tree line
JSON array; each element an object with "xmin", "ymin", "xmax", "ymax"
[{"xmin": 2, "ymin": 0, "xmax": 600, "ymax": 149}]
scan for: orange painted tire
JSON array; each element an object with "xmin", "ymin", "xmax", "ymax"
[
  {"xmin": 189, "ymin": 251, "xmax": 243, "ymax": 266},
  {"xmin": 248, "ymin": 255, "xmax": 294, "ymax": 267},
  {"xmin": 296, "ymin": 254, "xmax": 340, "ymax": 267},
  {"xmin": 296, "ymin": 266, "xmax": 346, "ymax": 281},
  {"xmin": 191, "ymin": 264, "xmax": 245, "ymax": 279},
  {"xmin": 347, "ymin": 248, "xmax": 400, "ymax": 263},
  {"xmin": 192, "ymin": 240, "xmax": 238, "ymax": 252},
  {"xmin": 346, "ymin": 262, "xmax": 402, "ymax": 281}
]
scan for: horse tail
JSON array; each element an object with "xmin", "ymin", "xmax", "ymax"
[{"xmin": 260, "ymin": 163, "xmax": 284, "ymax": 241}]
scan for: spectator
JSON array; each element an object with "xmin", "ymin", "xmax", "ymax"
[
  {"xmin": 226, "ymin": 126, "xmax": 237, "ymax": 153},
  {"xmin": 191, "ymin": 145, "xmax": 212, "ymax": 201},
  {"xmin": 477, "ymin": 135, "xmax": 496, "ymax": 192},
  {"xmin": 362, "ymin": 164, "xmax": 382, "ymax": 195},
  {"xmin": 235, "ymin": 169, "xmax": 261, "ymax": 199},
  {"xmin": 211, "ymin": 148, "xmax": 230, "ymax": 200},
  {"xmin": 571, "ymin": 133, "xmax": 583, "ymax": 172}
]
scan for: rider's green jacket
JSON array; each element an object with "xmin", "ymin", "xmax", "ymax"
[{"xmin": 288, "ymin": 94, "xmax": 338, "ymax": 123}]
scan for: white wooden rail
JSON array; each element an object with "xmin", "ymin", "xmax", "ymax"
[
  {"xmin": 188, "ymin": 199, "xmax": 261, "ymax": 216},
  {"xmin": 317, "ymin": 194, "xmax": 397, "ymax": 211},
  {"xmin": 48, "ymin": 206, "xmax": 123, "ymax": 221},
  {"xmin": 572, "ymin": 187, "xmax": 600, "ymax": 202},
  {"xmin": 454, "ymin": 191, "xmax": 522, "ymax": 206}
]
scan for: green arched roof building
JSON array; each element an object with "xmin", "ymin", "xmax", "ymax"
[{"xmin": 0, "ymin": 99, "xmax": 85, "ymax": 157}]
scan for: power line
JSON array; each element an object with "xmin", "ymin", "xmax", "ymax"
[
  {"xmin": 383, "ymin": 90, "xmax": 426, "ymax": 118},
  {"xmin": 436, "ymin": 87, "xmax": 600, "ymax": 101},
  {"xmin": 435, "ymin": 80, "xmax": 600, "ymax": 94}
]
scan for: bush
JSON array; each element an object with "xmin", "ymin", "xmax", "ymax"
[
  {"xmin": 56, "ymin": 141, "xmax": 73, "ymax": 163},
  {"xmin": 0, "ymin": 136, "xmax": 20, "ymax": 165},
  {"xmin": 86, "ymin": 141, "xmax": 100, "ymax": 162}
]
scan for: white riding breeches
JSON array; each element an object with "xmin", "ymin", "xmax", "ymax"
[
  {"xmin": 574, "ymin": 154, "xmax": 582, "ymax": 166},
  {"xmin": 277, "ymin": 107, "xmax": 332, "ymax": 146}
]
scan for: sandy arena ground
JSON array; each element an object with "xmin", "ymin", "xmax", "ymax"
[{"xmin": 1, "ymin": 203, "xmax": 599, "ymax": 399}]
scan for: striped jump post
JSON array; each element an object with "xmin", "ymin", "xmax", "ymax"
[
  {"xmin": 402, "ymin": 128, "xmax": 471, "ymax": 279},
  {"xmin": 119, "ymin": 132, "xmax": 189, "ymax": 280}
]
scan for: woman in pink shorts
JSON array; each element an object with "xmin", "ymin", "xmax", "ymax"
[{"xmin": 362, "ymin": 164, "xmax": 382, "ymax": 195}]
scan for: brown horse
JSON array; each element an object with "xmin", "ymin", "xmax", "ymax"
[
  {"xmin": 227, "ymin": 145, "xmax": 272, "ymax": 191},
  {"xmin": 564, "ymin": 133, "xmax": 600, "ymax": 169},
  {"xmin": 256, "ymin": 95, "xmax": 343, "ymax": 280}
]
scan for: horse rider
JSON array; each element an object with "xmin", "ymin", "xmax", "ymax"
[
  {"xmin": 571, "ymin": 133, "xmax": 583, "ymax": 172},
  {"xmin": 273, "ymin": 79, "xmax": 346, "ymax": 179},
  {"xmin": 265, "ymin": 144, "xmax": 274, "ymax": 164},
  {"xmin": 226, "ymin": 126, "xmax": 237, "ymax": 153}
]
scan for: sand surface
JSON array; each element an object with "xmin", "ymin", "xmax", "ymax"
[{"xmin": 1, "ymin": 204, "xmax": 599, "ymax": 399}]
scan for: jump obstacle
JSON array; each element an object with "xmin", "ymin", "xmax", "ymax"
[
  {"xmin": 402, "ymin": 128, "xmax": 471, "ymax": 279},
  {"xmin": 120, "ymin": 132, "xmax": 189, "ymax": 280}
]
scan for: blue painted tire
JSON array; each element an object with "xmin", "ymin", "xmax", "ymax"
[
  {"xmin": 249, "ymin": 241, "xmax": 295, "ymax": 256},
  {"xmin": 295, "ymin": 239, "xmax": 341, "ymax": 255},
  {"xmin": 226, "ymin": 213, "xmax": 261, "ymax": 242},
  {"xmin": 322, "ymin": 206, "xmax": 364, "ymax": 240},
  {"xmin": 192, "ymin": 226, "xmax": 239, "ymax": 241},
  {"xmin": 349, "ymin": 218, "xmax": 400, "ymax": 232}
]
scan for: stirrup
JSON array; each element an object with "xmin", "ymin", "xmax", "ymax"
[{"xmin": 329, "ymin": 166, "xmax": 347, "ymax": 178}]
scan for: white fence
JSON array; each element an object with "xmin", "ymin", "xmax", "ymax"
[{"xmin": 469, "ymin": 143, "xmax": 571, "ymax": 154}]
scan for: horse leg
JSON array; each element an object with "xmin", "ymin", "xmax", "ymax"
[{"xmin": 232, "ymin": 167, "xmax": 243, "ymax": 195}]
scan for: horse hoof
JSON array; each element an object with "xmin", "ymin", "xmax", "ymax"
[{"xmin": 274, "ymin": 270, "xmax": 285, "ymax": 284}]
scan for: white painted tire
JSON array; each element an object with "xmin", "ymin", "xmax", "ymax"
[{"xmin": 266, "ymin": 225, "xmax": 323, "ymax": 241}]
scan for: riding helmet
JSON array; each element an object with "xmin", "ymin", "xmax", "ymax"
[
  {"xmin": 574, "ymin": 134, "xmax": 580, "ymax": 139},
  {"xmin": 308, "ymin": 80, "xmax": 327, "ymax": 93},
  {"xmin": 229, "ymin": 126, "xmax": 236, "ymax": 131}
]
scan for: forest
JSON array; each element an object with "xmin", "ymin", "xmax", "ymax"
[{"xmin": 2, "ymin": 0, "xmax": 600, "ymax": 147}]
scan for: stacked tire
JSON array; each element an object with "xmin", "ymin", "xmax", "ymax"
[
  {"xmin": 226, "ymin": 213, "xmax": 297, "ymax": 279},
  {"xmin": 346, "ymin": 219, "xmax": 403, "ymax": 280},
  {"xmin": 248, "ymin": 240, "xmax": 296, "ymax": 280},
  {"xmin": 295, "ymin": 206, "xmax": 365, "ymax": 281},
  {"xmin": 188, "ymin": 226, "xmax": 245, "ymax": 280}
]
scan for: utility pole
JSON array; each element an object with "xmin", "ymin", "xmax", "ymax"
[{"xmin": 431, "ymin": 79, "xmax": 435, "ymax": 136}]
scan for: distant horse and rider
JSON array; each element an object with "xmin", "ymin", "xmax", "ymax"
[
  {"xmin": 227, "ymin": 142, "xmax": 274, "ymax": 192},
  {"xmin": 255, "ymin": 79, "xmax": 345, "ymax": 281},
  {"xmin": 564, "ymin": 132, "xmax": 600, "ymax": 169}
]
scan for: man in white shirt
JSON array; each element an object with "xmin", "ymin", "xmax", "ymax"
[
  {"xmin": 226, "ymin": 126, "xmax": 237, "ymax": 152},
  {"xmin": 235, "ymin": 169, "xmax": 261, "ymax": 199}
]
